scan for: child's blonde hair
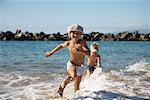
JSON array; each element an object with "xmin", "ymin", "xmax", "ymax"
[{"xmin": 90, "ymin": 42, "xmax": 99, "ymax": 53}]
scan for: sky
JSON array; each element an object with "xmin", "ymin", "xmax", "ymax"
[{"xmin": 0, "ymin": 0, "xmax": 150, "ymax": 34}]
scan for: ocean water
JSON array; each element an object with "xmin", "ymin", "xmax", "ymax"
[{"xmin": 0, "ymin": 41, "xmax": 150, "ymax": 100}]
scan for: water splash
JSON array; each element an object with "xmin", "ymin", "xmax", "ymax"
[
  {"xmin": 73, "ymin": 62, "xmax": 150, "ymax": 100},
  {"xmin": 0, "ymin": 61, "xmax": 150, "ymax": 100}
]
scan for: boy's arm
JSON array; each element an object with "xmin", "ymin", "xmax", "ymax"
[
  {"xmin": 77, "ymin": 40, "xmax": 90, "ymax": 56},
  {"xmin": 45, "ymin": 41, "xmax": 69, "ymax": 57},
  {"xmin": 97, "ymin": 55, "xmax": 101, "ymax": 67}
]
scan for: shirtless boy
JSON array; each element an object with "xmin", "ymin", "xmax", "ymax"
[
  {"xmin": 45, "ymin": 24, "xmax": 90, "ymax": 97},
  {"xmin": 87, "ymin": 42, "xmax": 101, "ymax": 77}
]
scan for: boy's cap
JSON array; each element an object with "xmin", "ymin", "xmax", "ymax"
[{"xmin": 67, "ymin": 24, "xmax": 84, "ymax": 34}]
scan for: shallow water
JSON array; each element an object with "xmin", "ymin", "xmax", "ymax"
[{"xmin": 0, "ymin": 41, "xmax": 150, "ymax": 100}]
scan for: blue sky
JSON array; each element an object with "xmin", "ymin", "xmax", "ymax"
[{"xmin": 0, "ymin": 0, "xmax": 150, "ymax": 34}]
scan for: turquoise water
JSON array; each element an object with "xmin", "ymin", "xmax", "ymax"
[
  {"xmin": 0, "ymin": 41, "xmax": 150, "ymax": 99},
  {"xmin": 0, "ymin": 41, "xmax": 150, "ymax": 73}
]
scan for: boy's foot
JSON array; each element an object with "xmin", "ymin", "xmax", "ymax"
[{"xmin": 58, "ymin": 85, "xmax": 63, "ymax": 97}]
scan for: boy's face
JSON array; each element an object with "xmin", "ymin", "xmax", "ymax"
[
  {"xmin": 70, "ymin": 31, "xmax": 82, "ymax": 40},
  {"xmin": 91, "ymin": 47, "xmax": 98, "ymax": 54}
]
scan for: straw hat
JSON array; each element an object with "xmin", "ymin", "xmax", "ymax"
[{"xmin": 67, "ymin": 24, "xmax": 84, "ymax": 34}]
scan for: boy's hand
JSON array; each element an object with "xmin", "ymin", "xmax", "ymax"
[
  {"xmin": 72, "ymin": 48, "xmax": 78, "ymax": 52},
  {"xmin": 45, "ymin": 52, "xmax": 53, "ymax": 57}
]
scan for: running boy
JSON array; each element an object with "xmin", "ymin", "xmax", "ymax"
[
  {"xmin": 87, "ymin": 42, "xmax": 101, "ymax": 77},
  {"xmin": 45, "ymin": 24, "xmax": 90, "ymax": 97}
]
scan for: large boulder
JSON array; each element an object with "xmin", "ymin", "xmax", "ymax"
[
  {"xmin": 47, "ymin": 34, "xmax": 55, "ymax": 40},
  {"xmin": 0, "ymin": 31, "xmax": 15, "ymax": 41},
  {"xmin": 89, "ymin": 32, "xmax": 103, "ymax": 41},
  {"xmin": 82, "ymin": 34, "xmax": 90, "ymax": 41},
  {"xmin": 139, "ymin": 34, "xmax": 150, "ymax": 41},
  {"xmin": 47, "ymin": 32, "xmax": 62, "ymax": 41},
  {"xmin": 143, "ymin": 33, "xmax": 150, "ymax": 41},
  {"xmin": 30, "ymin": 32, "xmax": 46, "ymax": 41},
  {"xmin": 13, "ymin": 31, "xmax": 35, "ymax": 41},
  {"xmin": 15, "ymin": 29, "xmax": 22, "ymax": 34},
  {"xmin": 62, "ymin": 33, "xmax": 68, "ymax": 41},
  {"xmin": 101, "ymin": 33, "xmax": 114, "ymax": 41},
  {"xmin": 14, "ymin": 32, "xmax": 26, "ymax": 40},
  {"xmin": 114, "ymin": 32, "xmax": 133, "ymax": 41}
]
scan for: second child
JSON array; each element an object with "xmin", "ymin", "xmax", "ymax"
[{"xmin": 87, "ymin": 42, "xmax": 101, "ymax": 77}]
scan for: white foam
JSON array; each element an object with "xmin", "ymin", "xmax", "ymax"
[
  {"xmin": 0, "ymin": 72, "xmax": 59, "ymax": 100},
  {"xmin": 81, "ymin": 67, "xmax": 106, "ymax": 91},
  {"xmin": 126, "ymin": 60, "xmax": 148, "ymax": 72},
  {"xmin": 0, "ymin": 61, "xmax": 150, "ymax": 100},
  {"xmin": 73, "ymin": 62, "xmax": 150, "ymax": 99},
  {"xmin": 22, "ymin": 83, "xmax": 56, "ymax": 100}
]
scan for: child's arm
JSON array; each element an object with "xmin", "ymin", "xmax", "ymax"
[
  {"xmin": 97, "ymin": 55, "xmax": 101, "ymax": 67},
  {"xmin": 45, "ymin": 41, "xmax": 69, "ymax": 57},
  {"xmin": 77, "ymin": 40, "xmax": 90, "ymax": 56}
]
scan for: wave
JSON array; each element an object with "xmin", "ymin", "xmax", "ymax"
[
  {"xmin": 0, "ymin": 61, "xmax": 150, "ymax": 100},
  {"xmin": 73, "ymin": 61, "xmax": 150, "ymax": 100}
]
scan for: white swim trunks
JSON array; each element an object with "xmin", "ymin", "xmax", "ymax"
[{"xmin": 67, "ymin": 61, "xmax": 84, "ymax": 76}]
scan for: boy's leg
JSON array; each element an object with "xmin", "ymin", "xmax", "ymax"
[
  {"xmin": 58, "ymin": 76, "xmax": 72, "ymax": 97},
  {"xmin": 61, "ymin": 66, "xmax": 77, "ymax": 89},
  {"xmin": 61, "ymin": 65, "xmax": 76, "ymax": 89},
  {"xmin": 74, "ymin": 75, "xmax": 82, "ymax": 93},
  {"xmin": 67, "ymin": 66, "xmax": 76, "ymax": 79},
  {"xmin": 86, "ymin": 69, "xmax": 90, "ymax": 77},
  {"xmin": 58, "ymin": 66, "xmax": 76, "ymax": 97},
  {"xmin": 61, "ymin": 76, "xmax": 73, "ymax": 90}
]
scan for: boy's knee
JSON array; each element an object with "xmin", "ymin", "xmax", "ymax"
[
  {"xmin": 68, "ymin": 76, "xmax": 73, "ymax": 81},
  {"xmin": 66, "ymin": 76, "xmax": 75, "ymax": 82},
  {"xmin": 70, "ymin": 74, "xmax": 77, "ymax": 80}
]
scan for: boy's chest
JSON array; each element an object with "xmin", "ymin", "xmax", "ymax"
[
  {"xmin": 68, "ymin": 43, "xmax": 83, "ymax": 50},
  {"xmin": 90, "ymin": 55, "xmax": 97, "ymax": 62}
]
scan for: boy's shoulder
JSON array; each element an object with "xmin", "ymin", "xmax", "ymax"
[
  {"xmin": 64, "ymin": 40, "xmax": 70, "ymax": 43},
  {"xmin": 78, "ymin": 39, "xmax": 86, "ymax": 45},
  {"xmin": 62, "ymin": 41, "xmax": 70, "ymax": 47}
]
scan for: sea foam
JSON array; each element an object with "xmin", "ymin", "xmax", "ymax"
[{"xmin": 0, "ymin": 61, "xmax": 150, "ymax": 100}]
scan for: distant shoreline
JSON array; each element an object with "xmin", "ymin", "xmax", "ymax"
[{"xmin": 0, "ymin": 30, "xmax": 150, "ymax": 41}]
